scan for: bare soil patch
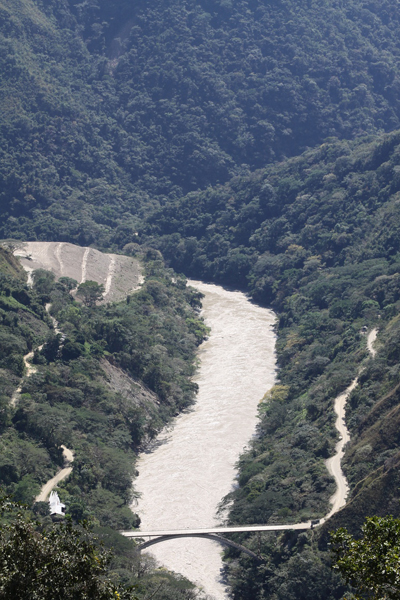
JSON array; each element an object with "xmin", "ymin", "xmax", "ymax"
[
  {"xmin": 14, "ymin": 241, "xmax": 143, "ymax": 303},
  {"xmin": 100, "ymin": 358, "xmax": 159, "ymax": 409}
]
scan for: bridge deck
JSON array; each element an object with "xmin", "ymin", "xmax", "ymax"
[{"xmin": 121, "ymin": 521, "xmax": 314, "ymax": 538}]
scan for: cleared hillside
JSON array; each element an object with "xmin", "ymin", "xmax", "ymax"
[{"xmin": 14, "ymin": 241, "xmax": 143, "ymax": 303}]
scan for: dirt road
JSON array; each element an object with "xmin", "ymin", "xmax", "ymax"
[
  {"xmin": 367, "ymin": 327, "xmax": 378, "ymax": 357},
  {"xmin": 35, "ymin": 445, "xmax": 74, "ymax": 502},
  {"xmin": 11, "ymin": 351, "xmax": 37, "ymax": 407},
  {"xmin": 322, "ymin": 327, "xmax": 379, "ymax": 521},
  {"xmin": 10, "ymin": 296, "xmax": 75, "ymax": 500},
  {"xmin": 11, "ymin": 242, "xmax": 144, "ymax": 504}
]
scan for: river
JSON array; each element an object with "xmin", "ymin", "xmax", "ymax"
[{"xmin": 133, "ymin": 281, "xmax": 277, "ymax": 599}]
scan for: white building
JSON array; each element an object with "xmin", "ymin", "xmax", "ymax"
[{"xmin": 49, "ymin": 491, "xmax": 66, "ymax": 516}]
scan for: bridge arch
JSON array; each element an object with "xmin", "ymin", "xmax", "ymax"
[{"xmin": 137, "ymin": 532, "xmax": 261, "ymax": 560}]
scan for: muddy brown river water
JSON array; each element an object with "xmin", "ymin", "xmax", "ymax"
[{"xmin": 133, "ymin": 282, "xmax": 277, "ymax": 599}]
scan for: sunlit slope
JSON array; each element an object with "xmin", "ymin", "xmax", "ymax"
[
  {"xmin": 0, "ymin": 0, "xmax": 136, "ymax": 245},
  {"xmin": 14, "ymin": 242, "xmax": 142, "ymax": 303}
]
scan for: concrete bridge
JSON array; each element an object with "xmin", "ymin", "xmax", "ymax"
[{"xmin": 121, "ymin": 521, "xmax": 317, "ymax": 559}]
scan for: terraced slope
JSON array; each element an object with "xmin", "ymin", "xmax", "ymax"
[{"xmin": 14, "ymin": 242, "xmax": 143, "ymax": 303}]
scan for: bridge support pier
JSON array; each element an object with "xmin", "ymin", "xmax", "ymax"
[{"xmin": 137, "ymin": 532, "xmax": 262, "ymax": 561}]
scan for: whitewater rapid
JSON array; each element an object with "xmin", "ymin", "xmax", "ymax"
[{"xmin": 133, "ymin": 282, "xmax": 277, "ymax": 599}]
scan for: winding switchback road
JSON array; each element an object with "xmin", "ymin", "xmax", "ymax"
[
  {"xmin": 321, "ymin": 326, "xmax": 378, "ymax": 522},
  {"xmin": 10, "ymin": 258, "xmax": 77, "ymax": 501},
  {"xmin": 10, "ymin": 304, "xmax": 75, "ymax": 501},
  {"xmin": 11, "ymin": 349, "xmax": 38, "ymax": 408},
  {"xmin": 12, "ymin": 242, "xmax": 144, "ymax": 504}
]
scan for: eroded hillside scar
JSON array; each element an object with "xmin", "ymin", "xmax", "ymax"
[
  {"xmin": 55, "ymin": 242, "xmax": 65, "ymax": 275},
  {"xmin": 81, "ymin": 247, "xmax": 90, "ymax": 283},
  {"xmin": 104, "ymin": 255, "xmax": 116, "ymax": 300}
]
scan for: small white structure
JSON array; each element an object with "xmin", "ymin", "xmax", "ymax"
[{"xmin": 49, "ymin": 491, "xmax": 66, "ymax": 516}]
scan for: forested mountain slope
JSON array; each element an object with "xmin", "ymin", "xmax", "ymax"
[
  {"xmin": 143, "ymin": 132, "xmax": 400, "ymax": 599},
  {"xmin": 0, "ymin": 244, "xmax": 208, "ymax": 599},
  {"xmin": 4, "ymin": 0, "xmax": 400, "ymax": 599},
  {"xmin": 3, "ymin": 0, "xmax": 400, "ymax": 244}
]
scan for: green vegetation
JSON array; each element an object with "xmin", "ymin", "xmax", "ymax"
[
  {"xmin": 141, "ymin": 133, "xmax": 400, "ymax": 598},
  {"xmin": 3, "ymin": 0, "xmax": 400, "ymax": 245},
  {"xmin": 0, "ymin": 497, "xmax": 137, "ymax": 600},
  {"xmin": 4, "ymin": 0, "xmax": 400, "ymax": 598},
  {"xmin": 0, "ymin": 495, "xmax": 202, "ymax": 600},
  {"xmin": 331, "ymin": 516, "xmax": 400, "ymax": 600},
  {"xmin": 76, "ymin": 281, "xmax": 105, "ymax": 306},
  {"xmin": 0, "ymin": 246, "xmax": 208, "ymax": 599}
]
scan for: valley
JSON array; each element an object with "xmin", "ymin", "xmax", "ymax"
[{"xmin": 2, "ymin": 0, "xmax": 400, "ymax": 598}]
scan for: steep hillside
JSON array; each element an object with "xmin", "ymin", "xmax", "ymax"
[
  {"xmin": 4, "ymin": 1, "xmax": 400, "ymax": 598},
  {"xmin": 3, "ymin": 0, "xmax": 400, "ymax": 245},
  {"xmin": 142, "ymin": 132, "xmax": 400, "ymax": 599},
  {"xmin": 0, "ymin": 246, "xmax": 52, "ymax": 505},
  {"xmin": 0, "ymin": 244, "xmax": 208, "ymax": 600}
]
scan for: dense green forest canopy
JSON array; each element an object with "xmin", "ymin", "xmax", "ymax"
[
  {"xmin": 3, "ymin": 0, "xmax": 400, "ymax": 599},
  {"xmin": 159, "ymin": 134, "xmax": 400, "ymax": 599},
  {"xmin": 331, "ymin": 516, "xmax": 400, "ymax": 600},
  {"xmin": 143, "ymin": 132, "xmax": 400, "ymax": 293},
  {"xmin": 3, "ymin": 0, "xmax": 400, "ymax": 245},
  {"xmin": 0, "ymin": 497, "xmax": 138, "ymax": 600}
]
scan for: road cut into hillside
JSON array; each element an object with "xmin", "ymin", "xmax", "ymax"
[
  {"xmin": 11, "ymin": 349, "xmax": 38, "ymax": 407},
  {"xmin": 322, "ymin": 327, "xmax": 379, "ymax": 522},
  {"xmin": 125, "ymin": 327, "xmax": 381, "ymax": 545},
  {"xmin": 10, "ymin": 296, "xmax": 75, "ymax": 501},
  {"xmin": 35, "ymin": 445, "xmax": 74, "ymax": 503},
  {"xmin": 11, "ymin": 303, "xmax": 59, "ymax": 408},
  {"xmin": 14, "ymin": 241, "xmax": 143, "ymax": 303},
  {"xmin": 367, "ymin": 327, "xmax": 378, "ymax": 357},
  {"xmin": 11, "ymin": 242, "xmax": 144, "ymax": 506}
]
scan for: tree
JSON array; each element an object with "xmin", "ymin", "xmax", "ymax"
[
  {"xmin": 58, "ymin": 277, "xmax": 78, "ymax": 291},
  {"xmin": 0, "ymin": 497, "xmax": 137, "ymax": 599},
  {"xmin": 32, "ymin": 269, "xmax": 55, "ymax": 298},
  {"xmin": 330, "ymin": 516, "xmax": 400, "ymax": 600},
  {"xmin": 41, "ymin": 332, "xmax": 61, "ymax": 363},
  {"xmin": 76, "ymin": 281, "xmax": 105, "ymax": 307}
]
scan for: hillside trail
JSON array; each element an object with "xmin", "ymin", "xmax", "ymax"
[
  {"xmin": 11, "ymin": 305, "xmax": 57, "ymax": 407},
  {"xmin": 11, "ymin": 241, "xmax": 143, "ymax": 503},
  {"xmin": 35, "ymin": 445, "xmax": 74, "ymax": 502},
  {"xmin": 322, "ymin": 327, "xmax": 378, "ymax": 522},
  {"xmin": 11, "ymin": 350, "xmax": 39, "ymax": 407},
  {"xmin": 367, "ymin": 327, "xmax": 378, "ymax": 357},
  {"xmin": 11, "ymin": 303, "xmax": 75, "ymax": 501},
  {"xmin": 10, "ymin": 273, "xmax": 74, "ymax": 500}
]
